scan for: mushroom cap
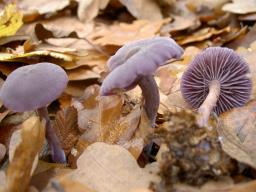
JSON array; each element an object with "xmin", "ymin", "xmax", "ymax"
[
  {"xmin": 181, "ymin": 47, "xmax": 252, "ymax": 115},
  {"xmin": 0, "ymin": 62, "xmax": 68, "ymax": 112},
  {"xmin": 100, "ymin": 37, "xmax": 184, "ymax": 95}
]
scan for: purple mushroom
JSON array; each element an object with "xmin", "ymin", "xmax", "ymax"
[
  {"xmin": 0, "ymin": 62, "xmax": 68, "ymax": 163},
  {"xmin": 100, "ymin": 37, "xmax": 184, "ymax": 127},
  {"xmin": 181, "ymin": 47, "xmax": 252, "ymax": 127}
]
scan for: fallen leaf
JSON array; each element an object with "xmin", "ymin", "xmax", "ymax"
[
  {"xmin": 89, "ymin": 19, "xmax": 170, "ymax": 46},
  {"xmin": 54, "ymin": 106, "xmax": 80, "ymax": 155},
  {"xmin": 30, "ymin": 163, "xmax": 71, "ymax": 191},
  {"xmin": 5, "ymin": 116, "xmax": 45, "ymax": 192},
  {"xmin": 157, "ymin": 46, "xmax": 201, "ymax": 113},
  {"xmin": 161, "ymin": 1, "xmax": 200, "ymax": 34},
  {"xmin": 161, "ymin": 15, "xmax": 200, "ymax": 34},
  {"xmin": 64, "ymin": 80, "xmax": 92, "ymax": 97},
  {"xmin": 0, "ymin": 4, "xmax": 23, "ymax": 38},
  {"xmin": 236, "ymin": 43, "xmax": 256, "ymax": 98},
  {"xmin": 78, "ymin": 0, "xmax": 110, "ymax": 22},
  {"xmin": 129, "ymin": 189, "xmax": 153, "ymax": 192},
  {"xmin": 218, "ymin": 100, "xmax": 256, "ymax": 169},
  {"xmin": 119, "ymin": 0, "xmax": 163, "ymax": 20},
  {"xmin": 75, "ymin": 84, "xmax": 141, "ymax": 145},
  {"xmin": 0, "ymin": 50, "xmax": 73, "ymax": 63},
  {"xmin": 65, "ymin": 142, "xmax": 159, "ymax": 192},
  {"xmin": 228, "ymin": 24, "xmax": 256, "ymax": 49},
  {"xmin": 0, "ymin": 124, "xmax": 20, "ymax": 148},
  {"xmin": 122, "ymin": 138, "xmax": 144, "ymax": 160},
  {"xmin": 173, "ymin": 179, "xmax": 256, "ymax": 192},
  {"xmin": 18, "ymin": 0, "xmax": 70, "ymax": 15},
  {"xmin": 43, "ymin": 177, "xmax": 95, "ymax": 192},
  {"xmin": 67, "ymin": 66, "xmax": 100, "ymax": 81},
  {"xmin": 187, "ymin": 0, "xmax": 229, "ymax": 12},
  {"xmin": 176, "ymin": 26, "xmax": 230, "ymax": 45},
  {"xmin": 8, "ymin": 129, "xmax": 39, "ymax": 175},
  {"xmin": 33, "ymin": 23, "xmax": 79, "ymax": 42},
  {"xmin": 0, "ymin": 35, "xmax": 28, "ymax": 46},
  {"xmin": 222, "ymin": 0, "xmax": 256, "ymax": 14},
  {"xmin": 0, "ymin": 143, "xmax": 6, "ymax": 162},
  {"xmin": 0, "ymin": 171, "xmax": 6, "ymax": 190}
]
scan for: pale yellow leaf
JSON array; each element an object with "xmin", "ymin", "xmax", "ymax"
[{"xmin": 0, "ymin": 4, "xmax": 23, "ymax": 37}]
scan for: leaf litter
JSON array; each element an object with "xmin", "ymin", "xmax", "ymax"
[{"xmin": 0, "ymin": 1, "xmax": 256, "ymax": 192}]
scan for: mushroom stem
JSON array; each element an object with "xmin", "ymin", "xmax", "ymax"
[
  {"xmin": 138, "ymin": 75, "xmax": 159, "ymax": 128},
  {"xmin": 37, "ymin": 107, "xmax": 66, "ymax": 163},
  {"xmin": 197, "ymin": 80, "xmax": 221, "ymax": 127}
]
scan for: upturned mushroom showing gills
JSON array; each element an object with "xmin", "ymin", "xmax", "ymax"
[
  {"xmin": 100, "ymin": 37, "xmax": 184, "ymax": 127},
  {"xmin": 181, "ymin": 47, "xmax": 252, "ymax": 127},
  {"xmin": 0, "ymin": 62, "xmax": 68, "ymax": 163}
]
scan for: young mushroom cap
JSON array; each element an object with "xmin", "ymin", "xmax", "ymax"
[
  {"xmin": 100, "ymin": 37, "xmax": 184, "ymax": 95},
  {"xmin": 100, "ymin": 37, "xmax": 184, "ymax": 127},
  {"xmin": 181, "ymin": 47, "xmax": 252, "ymax": 116},
  {"xmin": 0, "ymin": 62, "xmax": 68, "ymax": 112},
  {"xmin": 107, "ymin": 37, "xmax": 184, "ymax": 72}
]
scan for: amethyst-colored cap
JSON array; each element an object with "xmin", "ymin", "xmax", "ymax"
[
  {"xmin": 0, "ymin": 62, "xmax": 68, "ymax": 112},
  {"xmin": 181, "ymin": 47, "xmax": 252, "ymax": 115},
  {"xmin": 100, "ymin": 37, "xmax": 184, "ymax": 95}
]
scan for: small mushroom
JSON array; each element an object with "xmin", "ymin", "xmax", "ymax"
[
  {"xmin": 181, "ymin": 47, "xmax": 252, "ymax": 127},
  {"xmin": 100, "ymin": 37, "xmax": 184, "ymax": 127},
  {"xmin": 0, "ymin": 62, "xmax": 68, "ymax": 163}
]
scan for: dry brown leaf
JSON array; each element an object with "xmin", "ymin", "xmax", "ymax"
[
  {"xmin": 65, "ymin": 50, "xmax": 108, "ymax": 70},
  {"xmin": 42, "ymin": 16, "xmax": 94, "ymax": 38},
  {"xmin": 5, "ymin": 116, "xmax": 45, "ymax": 192},
  {"xmin": 58, "ymin": 93, "xmax": 72, "ymax": 109},
  {"xmin": 89, "ymin": 19, "xmax": 170, "ymax": 46},
  {"xmin": 0, "ymin": 124, "xmax": 20, "ymax": 148},
  {"xmin": 129, "ymin": 189, "xmax": 153, "ymax": 192},
  {"xmin": 32, "ymin": 23, "xmax": 79, "ymax": 41},
  {"xmin": 122, "ymin": 138, "xmax": 144, "ymax": 160},
  {"xmin": 75, "ymin": 84, "xmax": 141, "ymax": 145},
  {"xmin": 99, "ymin": 94, "xmax": 126, "ymax": 142},
  {"xmin": 222, "ymin": 0, "xmax": 256, "ymax": 14},
  {"xmin": 64, "ymin": 81, "xmax": 92, "ymax": 97},
  {"xmin": 187, "ymin": 0, "xmax": 229, "ymax": 12},
  {"xmin": 78, "ymin": 0, "xmax": 110, "ymax": 22},
  {"xmin": 119, "ymin": 0, "xmax": 163, "ymax": 20},
  {"xmin": 43, "ymin": 177, "xmax": 95, "ymax": 192},
  {"xmin": 216, "ymin": 26, "xmax": 247, "ymax": 47},
  {"xmin": 236, "ymin": 43, "xmax": 256, "ymax": 98},
  {"xmin": 217, "ymin": 100, "xmax": 256, "ymax": 169},
  {"xmin": 67, "ymin": 66, "xmax": 100, "ymax": 81},
  {"xmin": 0, "ymin": 143, "xmax": 6, "ymax": 162},
  {"xmin": 173, "ymin": 179, "xmax": 256, "ymax": 192},
  {"xmin": 176, "ymin": 26, "xmax": 230, "ymax": 45},
  {"xmin": 228, "ymin": 24, "xmax": 256, "ymax": 49},
  {"xmin": 161, "ymin": 1, "xmax": 200, "ymax": 34},
  {"xmin": 54, "ymin": 107, "xmax": 80, "ymax": 155},
  {"xmin": 116, "ymin": 106, "xmax": 141, "ymax": 143},
  {"xmin": 30, "ymin": 162, "xmax": 71, "ymax": 191},
  {"xmin": 1, "ymin": 111, "xmax": 34, "ymax": 126},
  {"xmin": 65, "ymin": 142, "xmax": 159, "ymax": 192},
  {"xmin": 161, "ymin": 15, "xmax": 199, "ymax": 34},
  {"xmin": 9, "ymin": 129, "xmax": 39, "ymax": 176},
  {"xmin": 157, "ymin": 46, "xmax": 201, "ymax": 113},
  {"xmin": 18, "ymin": 0, "xmax": 70, "ymax": 15},
  {"xmin": 0, "ymin": 171, "xmax": 6, "ymax": 192}
]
